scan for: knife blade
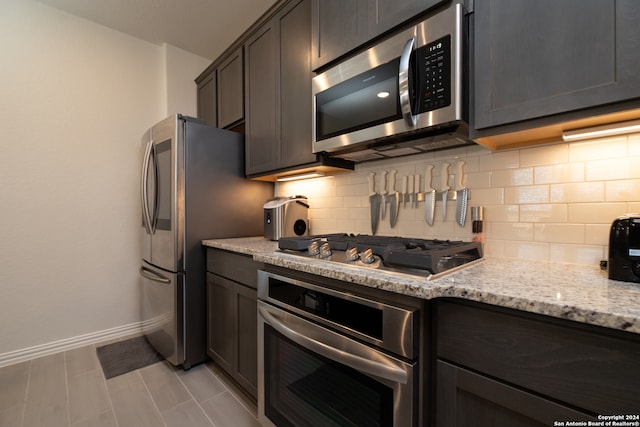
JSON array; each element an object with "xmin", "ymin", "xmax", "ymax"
[
  {"xmin": 455, "ymin": 160, "xmax": 469, "ymax": 227},
  {"xmin": 441, "ymin": 162, "xmax": 450, "ymax": 221},
  {"xmin": 408, "ymin": 173, "xmax": 414, "ymax": 207},
  {"xmin": 368, "ymin": 172, "xmax": 381, "ymax": 235},
  {"xmin": 380, "ymin": 170, "xmax": 388, "ymax": 220},
  {"xmin": 401, "ymin": 175, "xmax": 408, "ymax": 207},
  {"xmin": 424, "ymin": 164, "xmax": 436, "ymax": 226},
  {"xmin": 386, "ymin": 169, "xmax": 400, "ymax": 227}
]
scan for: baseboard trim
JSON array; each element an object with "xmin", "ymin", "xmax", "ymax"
[{"xmin": 0, "ymin": 321, "xmax": 145, "ymax": 368}]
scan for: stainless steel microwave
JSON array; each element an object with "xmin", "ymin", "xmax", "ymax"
[{"xmin": 312, "ymin": 2, "xmax": 471, "ymax": 162}]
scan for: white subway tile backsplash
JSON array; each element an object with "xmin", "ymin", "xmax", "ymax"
[
  {"xmin": 521, "ymin": 143, "xmax": 568, "ymax": 166},
  {"xmin": 490, "ymin": 222, "xmax": 534, "ymax": 241},
  {"xmin": 567, "ymin": 203, "xmax": 628, "ymax": 223},
  {"xmin": 534, "ymin": 163, "xmax": 584, "ymax": 184},
  {"xmin": 550, "ymin": 181, "xmax": 605, "ymax": 203},
  {"xmin": 568, "ymin": 136, "xmax": 628, "ymax": 162},
  {"xmin": 505, "ymin": 185, "xmax": 549, "ymax": 204},
  {"xmin": 502, "ymin": 241, "xmax": 550, "ymax": 261},
  {"xmin": 585, "ymin": 224, "xmax": 611, "ymax": 246},
  {"xmin": 534, "ymin": 223, "xmax": 585, "ymax": 244},
  {"xmin": 605, "ymin": 179, "xmax": 640, "ymax": 202},
  {"xmin": 490, "ymin": 168, "xmax": 533, "ymax": 187},
  {"xmin": 275, "ymin": 136, "xmax": 639, "ymax": 266},
  {"xmin": 549, "ymin": 244, "xmax": 605, "ymax": 265},
  {"xmin": 478, "ymin": 150, "xmax": 520, "ymax": 171},
  {"xmin": 485, "ymin": 205, "xmax": 519, "ymax": 222},
  {"xmin": 519, "ymin": 204, "xmax": 567, "ymax": 223},
  {"xmin": 586, "ymin": 156, "xmax": 640, "ymax": 181}
]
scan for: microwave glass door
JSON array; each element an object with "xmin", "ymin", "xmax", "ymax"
[
  {"xmin": 263, "ymin": 323, "xmax": 393, "ymax": 427},
  {"xmin": 315, "ymin": 58, "xmax": 402, "ymax": 142}
]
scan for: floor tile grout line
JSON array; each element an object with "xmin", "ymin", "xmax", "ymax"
[
  {"xmin": 64, "ymin": 351, "xmax": 71, "ymax": 427},
  {"xmin": 19, "ymin": 359, "xmax": 32, "ymax": 427},
  {"xmin": 93, "ymin": 343, "xmax": 121, "ymax": 427},
  {"xmin": 172, "ymin": 366, "xmax": 217, "ymax": 427},
  {"xmin": 138, "ymin": 366, "xmax": 169, "ymax": 427}
]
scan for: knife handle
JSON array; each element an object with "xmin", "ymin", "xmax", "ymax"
[
  {"xmin": 425, "ymin": 164, "xmax": 434, "ymax": 190},
  {"xmin": 389, "ymin": 169, "xmax": 397, "ymax": 192},
  {"xmin": 408, "ymin": 174, "xmax": 414, "ymax": 195},
  {"xmin": 401, "ymin": 175, "xmax": 407, "ymax": 195},
  {"xmin": 381, "ymin": 170, "xmax": 388, "ymax": 195},
  {"xmin": 368, "ymin": 172, "xmax": 376, "ymax": 196},
  {"xmin": 441, "ymin": 163, "xmax": 450, "ymax": 192}
]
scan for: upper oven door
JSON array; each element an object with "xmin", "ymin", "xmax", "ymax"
[{"xmin": 312, "ymin": 2, "xmax": 464, "ymax": 155}]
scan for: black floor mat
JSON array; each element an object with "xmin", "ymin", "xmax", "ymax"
[{"xmin": 96, "ymin": 336, "xmax": 164, "ymax": 379}]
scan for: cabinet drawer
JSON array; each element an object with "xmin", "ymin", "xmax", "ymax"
[
  {"xmin": 436, "ymin": 300, "xmax": 640, "ymax": 414},
  {"xmin": 206, "ymin": 248, "xmax": 263, "ymax": 289}
]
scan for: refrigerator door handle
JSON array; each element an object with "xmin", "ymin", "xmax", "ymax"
[
  {"xmin": 141, "ymin": 139, "xmax": 154, "ymax": 235},
  {"xmin": 140, "ymin": 266, "xmax": 171, "ymax": 284}
]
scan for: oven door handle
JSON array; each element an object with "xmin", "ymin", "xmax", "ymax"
[{"xmin": 259, "ymin": 305, "xmax": 409, "ymax": 384}]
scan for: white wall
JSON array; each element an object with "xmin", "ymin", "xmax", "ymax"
[
  {"xmin": 277, "ymin": 134, "xmax": 640, "ymax": 266},
  {"xmin": 0, "ymin": 0, "xmax": 210, "ymax": 363}
]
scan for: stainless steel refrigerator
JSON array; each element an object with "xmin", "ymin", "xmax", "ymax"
[{"xmin": 139, "ymin": 114, "xmax": 272, "ymax": 369}]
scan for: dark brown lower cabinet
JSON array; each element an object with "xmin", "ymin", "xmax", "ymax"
[
  {"xmin": 206, "ymin": 248, "xmax": 261, "ymax": 400},
  {"xmin": 434, "ymin": 300, "xmax": 640, "ymax": 426},
  {"xmin": 436, "ymin": 361, "xmax": 593, "ymax": 426}
]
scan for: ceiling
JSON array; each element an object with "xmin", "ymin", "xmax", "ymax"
[{"xmin": 37, "ymin": 0, "xmax": 279, "ymax": 60}]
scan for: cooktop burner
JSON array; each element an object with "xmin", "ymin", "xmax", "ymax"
[{"xmin": 278, "ymin": 233, "xmax": 483, "ymax": 278}]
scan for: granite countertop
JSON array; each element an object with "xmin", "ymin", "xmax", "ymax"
[{"xmin": 203, "ymin": 237, "xmax": 640, "ymax": 335}]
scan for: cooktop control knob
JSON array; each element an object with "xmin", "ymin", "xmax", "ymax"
[
  {"xmin": 319, "ymin": 242, "xmax": 332, "ymax": 258},
  {"xmin": 345, "ymin": 246, "xmax": 359, "ymax": 261},
  {"xmin": 308, "ymin": 241, "xmax": 320, "ymax": 256},
  {"xmin": 361, "ymin": 248, "xmax": 375, "ymax": 264}
]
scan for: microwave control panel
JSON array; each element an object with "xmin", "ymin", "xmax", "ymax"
[{"xmin": 414, "ymin": 35, "xmax": 451, "ymax": 113}]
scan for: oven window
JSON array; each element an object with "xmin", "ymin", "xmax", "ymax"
[
  {"xmin": 315, "ymin": 58, "xmax": 401, "ymax": 142},
  {"xmin": 264, "ymin": 324, "xmax": 393, "ymax": 427}
]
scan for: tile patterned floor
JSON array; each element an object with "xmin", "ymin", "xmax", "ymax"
[{"xmin": 0, "ymin": 337, "xmax": 260, "ymax": 427}]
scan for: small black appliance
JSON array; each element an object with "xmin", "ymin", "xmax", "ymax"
[{"xmin": 608, "ymin": 214, "xmax": 640, "ymax": 283}]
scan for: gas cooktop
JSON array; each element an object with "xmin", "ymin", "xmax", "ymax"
[{"xmin": 278, "ymin": 234, "xmax": 483, "ymax": 278}]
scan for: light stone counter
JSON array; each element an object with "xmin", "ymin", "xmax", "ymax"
[{"xmin": 203, "ymin": 237, "xmax": 640, "ymax": 335}]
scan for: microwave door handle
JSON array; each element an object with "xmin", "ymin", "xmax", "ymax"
[
  {"xmin": 258, "ymin": 305, "xmax": 408, "ymax": 384},
  {"xmin": 399, "ymin": 37, "xmax": 416, "ymax": 127},
  {"xmin": 141, "ymin": 139, "xmax": 154, "ymax": 235}
]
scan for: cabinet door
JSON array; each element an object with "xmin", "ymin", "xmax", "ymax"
[
  {"xmin": 474, "ymin": 0, "xmax": 640, "ymax": 130},
  {"xmin": 197, "ymin": 71, "xmax": 217, "ymax": 127},
  {"xmin": 235, "ymin": 283, "xmax": 258, "ymax": 399},
  {"xmin": 368, "ymin": 0, "xmax": 445, "ymax": 37},
  {"xmin": 310, "ymin": 0, "xmax": 368, "ymax": 70},
  {"xmin": 245, "ymin": 22, "xmax": 278, "ymax": 175},
  {"xmin": 206, "ymin": 273, "xmax": 233, "ymax": 374},
  {"xmin": 217, "ymin": 48, "xmax": 244, "ymax": 129},
  {"xmin": 278, "ymin": 0, "xmax": 316, "ymax": 168},
  {"xmin": 436, "ymin": 361, "xmax": 594, "ymax": 427}
]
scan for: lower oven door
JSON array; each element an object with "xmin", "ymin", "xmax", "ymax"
[{"xmin": 258, "ymin": 301, "xmax": 417, "ymax": 427}]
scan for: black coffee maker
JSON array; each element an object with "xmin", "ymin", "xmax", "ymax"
[{"xmin": 608, "ymin": 214, "xmax": 640, "ymax": 283}]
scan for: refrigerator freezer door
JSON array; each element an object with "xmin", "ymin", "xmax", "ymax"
[{"xmin": 140, "ymin": 261, "xmax": 183, "ymax": 366}]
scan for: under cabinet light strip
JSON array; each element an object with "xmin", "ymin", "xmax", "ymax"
[
  {"xmin": 276, "ymin": 172, "xmax": 325, "ymax": 182},
  {"xmin": 562, "ymin": 119, "xmax": 640, "ymax": 141}
]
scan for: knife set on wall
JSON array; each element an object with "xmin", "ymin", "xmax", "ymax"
[{"xmin": 368, "ymin": 161, "xmax": 469, "ymax": 235}]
